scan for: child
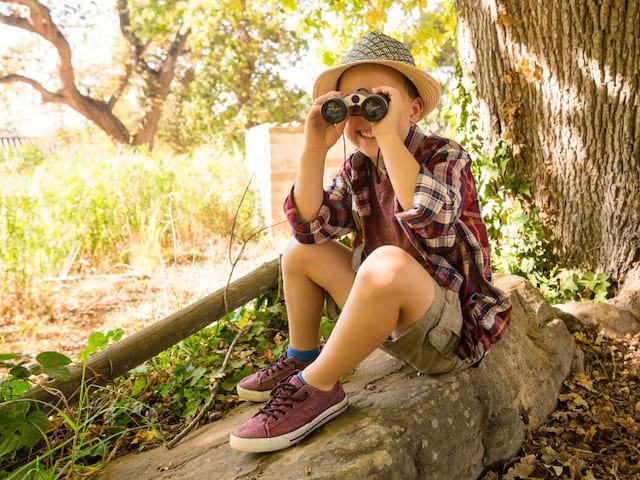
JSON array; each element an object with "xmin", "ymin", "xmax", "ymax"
[{"xmin": 229, "ymin": 31, "xmax": 512, "ymax": 453}]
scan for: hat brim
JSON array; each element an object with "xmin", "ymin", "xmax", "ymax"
[{"xmin": 312, "ymin": 60, "xmax": 442, "ymax": 121}]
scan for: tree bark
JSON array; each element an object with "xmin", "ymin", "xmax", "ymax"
[
  {"xmin": 454, "ymin": 0, "xmax": 640, "ymax": 292},
  {"xmin": 132, "ymin": 28, "xmax": 190, "ymax": 149}
]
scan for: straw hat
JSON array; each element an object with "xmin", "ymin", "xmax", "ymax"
[{"xmin": 313, "ymin": 32, "xmax": 442, "ymax": 120}]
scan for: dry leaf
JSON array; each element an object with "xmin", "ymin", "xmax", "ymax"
[
  {"xmin": 505, "ymin": 454, "xmax": 537, "ymax": 479},
  {"xmin": 574, "ymin": 372, "xmax": 595, "ymax": 392}
]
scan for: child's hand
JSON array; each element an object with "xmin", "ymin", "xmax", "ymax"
[
  {"xmin": 303, "ymin": 91, "xmax": 347, "ymax": 155},
  {"xmin": 370, "ymin": 85, "xmax": 407, "ymax": 144}
]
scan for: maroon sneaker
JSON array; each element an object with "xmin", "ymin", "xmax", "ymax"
[
  {"xmin": 236, "ymin": 352, "xmax": 317, "ymax": 402},
  {"xmin": 229, "ymin": 375, "xmax": 348, "ymax": 453}
]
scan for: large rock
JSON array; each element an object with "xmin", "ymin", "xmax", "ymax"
[
  {"xmin": 608, "ymin": 264, "xmax": 640, "ymax": 321},
  {"xmin": 101, "ymin": 274, "xmax": 575, "ymax": 480},
  {"xmin": 554, "ymin": 301, "xmax": 640, "ymax": 338}
]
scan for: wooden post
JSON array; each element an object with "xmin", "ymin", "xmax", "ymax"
[{"xmin": 22, "ymin": 257, "xmax": 281, "ymax": 410}]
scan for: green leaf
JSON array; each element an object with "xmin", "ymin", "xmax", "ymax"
[
  {"xmin": 182, "ymin": 399, "xmax": 202, "ymax": 417},
  {"xmin": 0, "ymin": 403, "xmax": 29, "ymax": 426},
  {"xmin": 11, "ymin": 380, "xmax": 31, "ymax": 398},
  {"xmin": 188, "ymin": 367, "xmax": 207, "ymax": 386},
  {"xmin": 8, "ymin": 366, "xmax": 29, "ymax": 378},
  {"xmin": 0, "ymin": 434, "xmax": 17, "ymax": 459},
  {"xmin": 43, "ymin": 365, "xmax": 72, "ymax": 382},
  {"xmin": 87, "ymin": 331, "xmax": 108, "ymax": 351},
  {"xmin": 19, "ymin": 411, "xmax": 48, "ymax": 447},
  {"xmin": 36, "ymin": 351, "xmax": 71, "ymax": 368},
  {"xmin": 108, "ymin": 328, "xmax": 125, "ymax": 342},
  {"xmin": 0, "ymin": 403, "xmax": 47, "ymax": 459},
  {"xmin": 0, "ymin": 354, "xmax": 22, "ymax": 361},
  {"xmin": 131, "ymin": 376, "xmax": 146, "ymax": 397},
  {"xmin": 229, "ymin": 358, "xmax": 247, "ymax": 369}
]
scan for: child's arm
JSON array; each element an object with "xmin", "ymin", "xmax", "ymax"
[
  {"xmin": 293, "ymin": 91, "xmax": 347, "ymax": 222},
  {"xmin": 370, "ymin": 84, "xmax": 426, "ymax": 211},
  {"xmin": 374, "ymin": 134, "xmax": 420, "ymax": 211},
  {"xmin": 371, "ymin": 85, "xmax": 469, "ymax": 239},
  {"xmin": 394, "ymin": 144, "xmax": 471, "ymax": 239},
  {"xmin": 283, "ymin": 92, "xmax": 355, "ymax": 243},
  {"xmin": 284, "ymin": 167, "xmax": 354, "ymax": 244}
]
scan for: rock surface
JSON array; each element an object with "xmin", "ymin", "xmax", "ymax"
[
  {"xmin": 607, "ymin": 264, "xmax": 640, "ymax": 323},
  {"xmin": 554, "ymin": 301, "xmax": 640, "ymax": 338},
  {"xmin": 101, "ymin": 274, "xmax": 575, "ymax": 480}
]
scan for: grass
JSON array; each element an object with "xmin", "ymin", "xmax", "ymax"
[{"xmin": 0, "ymin": 140, "xmax": 261, "ymax": 305}]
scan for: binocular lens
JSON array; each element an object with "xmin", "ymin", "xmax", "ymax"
[
  {"xmin": 321, "ymin": 99, "xmax": 348, "ymax": 124},
  {"xmin": 361, "ymin": 96, "xmax": 387, "ymax": 122}
]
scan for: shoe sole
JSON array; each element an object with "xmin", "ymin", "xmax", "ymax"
[
  {"xmin": 229, "ymin": 396, "xmax": 349, "ymax": 453},
  {"xmin": 236, "ymin": 385, "xmax": 272, "ymax": 402}
]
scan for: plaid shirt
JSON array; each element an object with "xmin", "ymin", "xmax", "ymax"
[{"xmin": 283, "ymin": 126, "xmax": 512, "ymax": 364}]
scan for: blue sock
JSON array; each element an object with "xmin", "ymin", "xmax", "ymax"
[
  {"xmin": 297, "ymin": 371, "xmax": 307, "ymax": 385},
  {"xmin": 287, "ymin": 345, "xmax": 320, "ymax": 362}
]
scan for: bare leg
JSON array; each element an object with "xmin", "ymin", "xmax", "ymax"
[
  {"xmin": 281, "ymin": 238, "xmax": 356, "ymax": 351},
  {"xmin": 301, "ymin": 245, "xmax": 437, "ymax": 391}
]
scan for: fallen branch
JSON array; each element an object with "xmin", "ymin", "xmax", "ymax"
[{"xmin": 21, "ymin": 258, "xmax": 280, "ymax": 412}]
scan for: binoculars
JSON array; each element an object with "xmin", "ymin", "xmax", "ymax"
[{"xmin": 321, "ymin": 89, "xmax": 389, "ymax": 124}]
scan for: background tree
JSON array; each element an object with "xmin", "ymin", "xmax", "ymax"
[
  {"xmin": 0, "ymin": 0, "xmax": 189, "ymax": 149},
  {"xmin": 455, "ymin": 0, "xmax": 640, "ymax": 311},
  {"xmin": 160, "ymin": 0, "xmax": 307, "ymax": 148},
  {"xmin": 0, "ymin": 0, "xmax": 308, "ymax": 149},
  {"xmin": 299, "ymin": 0, "xmax": 456, "ymax": 71}
]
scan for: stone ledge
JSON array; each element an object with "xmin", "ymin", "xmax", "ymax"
[{"xmin": 102, "ymin": 274, "xmax": 575, "ymax": 480}]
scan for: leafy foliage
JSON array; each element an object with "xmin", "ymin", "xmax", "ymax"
[
  {"xmin": 0, "ymin": 403, "xmax": 48, "ymax": 462},
  {"xmin": 1, "ymin": 352, "xmax": 72, "ymax": 403},
  {"xmin": 298, "ymin": 0, "xmax": 456, "ymax": 71},
  {"xmin": 1, "ymin": 0, "xmax": 307, "ymax": 149},
  {"xmin": 0, "ymin": 352, "xmax": 72, "ymax": 470},
  {"xmin": 155, "ymin": 0, "xmax": 309, "ymax": 148},
  {"xmin": 78, "ymin": 329, "xmax": 125, "ymax": 361}
]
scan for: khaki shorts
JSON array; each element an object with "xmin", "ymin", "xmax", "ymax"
[{"xmin": 326, "ymin": 281, "xmax": 469, "ymax": 375}]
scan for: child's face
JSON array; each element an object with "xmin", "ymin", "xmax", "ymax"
[{"xmin": 338, "ymin": 64, "xmax": 422, "ymax": 160}]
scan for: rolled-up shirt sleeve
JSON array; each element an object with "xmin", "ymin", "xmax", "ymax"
[
  {"xmin": 283, "ymin": 167, "xmax": 354, "ymax": 244},
  {"xmin": 394, "ymin": 144, "xmax": 471, "ymax": 239}
]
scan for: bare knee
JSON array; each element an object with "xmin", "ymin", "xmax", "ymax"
[
  {"xmin": 282, "ymin": 238, "xmax": 314, "ymax": 274},
  {"xmin": 356, "ymin": 246, "xmax": 423, "ymax": 294},
  {"xmin": 356, "ymin": 246, "xmax": 406, "ymax": 290},
  {"xmin": 281, "ymin": 238, "xmax": 351, "ymax": 274}
]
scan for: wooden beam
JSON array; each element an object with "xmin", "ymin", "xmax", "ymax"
[{"xmin": 22, "ymin": 257, "xmax": 281, "ymax": 410}]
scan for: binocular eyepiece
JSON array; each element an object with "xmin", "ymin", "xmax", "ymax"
[{"xmin": 321, "ymin": 89, "xmax": 389, "ymax": 124}]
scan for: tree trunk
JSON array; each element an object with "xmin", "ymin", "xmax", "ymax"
[{"xmin": 454, "ymin": 0, "xmax": 640, "ymax": 292}]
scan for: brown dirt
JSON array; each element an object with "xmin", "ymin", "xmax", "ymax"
[{"xmin": 0, "ymin": 232, "xmax": 291, "ymax": 360}]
